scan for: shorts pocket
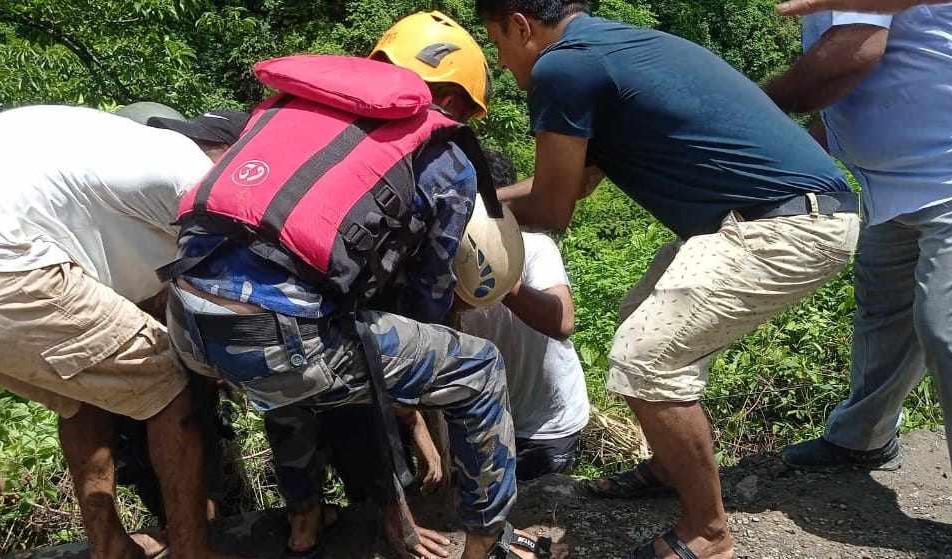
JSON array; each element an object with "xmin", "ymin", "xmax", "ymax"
[{"xmin": 40, "ymin": 295, "xmax": 147, "ymax": 379}]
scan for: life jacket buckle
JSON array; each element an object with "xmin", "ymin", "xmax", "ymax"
[{"xmin": 342, "ymin": 222, "xmax": 375, "ymax": 251}]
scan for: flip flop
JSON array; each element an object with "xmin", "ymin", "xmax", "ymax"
[
  {"xmin": 626, "ymin": 528, "xmax": 698, "ymax": 559},
  {"xmin": 582, "ymin": 461, "xmax": 674, "ymax": 499}
]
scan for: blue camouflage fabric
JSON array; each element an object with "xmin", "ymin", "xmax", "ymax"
[
  {"xmin": 167, "ymin": 286, "xmax": 517, "ymax": 533},
  {"xmin": 165, "ymin": 141, "xmax": 518, "ymax": 533}
]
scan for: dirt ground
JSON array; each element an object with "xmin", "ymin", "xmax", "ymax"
[{"xmin": 12, "ymin": 429, "xmax": 952, "ymax": 559}]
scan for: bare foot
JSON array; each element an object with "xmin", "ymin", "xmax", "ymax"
[
  {"xmin": 129, "ymin": 530, "xmax": 168, "ymax": 558},
  {"xmin": 286, "ymin": 503, "xmax": 341, "ymax": 553}
]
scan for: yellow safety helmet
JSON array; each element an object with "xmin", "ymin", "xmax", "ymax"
[{"xmin": 370, "ymin": 11, "xmax": 491, "ymax": 118}]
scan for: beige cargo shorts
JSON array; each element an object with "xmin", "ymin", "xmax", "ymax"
[
  {"xmin": 0, "ymin": 263, "xmax": 187, "ymax": 419},
  {"xmin": 607, "ymin": 210, "xmax": 861, "ymax": 402}
]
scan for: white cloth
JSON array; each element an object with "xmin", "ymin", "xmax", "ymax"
[
  {"xmin": 459, "ymin": 233, "xmax": 590, "ymax": 440},
  {"xmin": 0, "ymin": 105, "xmax": 211, "ymax": 302},
  {"xmin": 802, "ymin": 6, "xmax": 952, "ymax": 225}
]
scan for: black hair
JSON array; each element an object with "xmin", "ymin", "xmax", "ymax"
[
  {"xmin": 482, "ymin": 148, "xmax": 517, "ymax": 188},
  {"xmin": 476, "ymin": 0, "xmax": 590, "ymax": 25}
]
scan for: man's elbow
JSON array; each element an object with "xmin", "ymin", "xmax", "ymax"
[
  {"xmin": 553, "ymin": 321, "xmax": 575, "ymax": 341},
  {"xmin": 554, "ymin": 306, "xmax": 576, "ymax": 341},
  {"xmin": 837, "ymin": 25, "xmax": 889, "ymax": 75},
  {"xmin": 853, "ymin": 38, "xmax": 887, "ymax": 72},
  {"xmin": 551, "ymin": 208, "xmax": 574, "ymax": 233}
]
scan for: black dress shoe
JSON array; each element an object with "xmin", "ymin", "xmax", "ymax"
[{"xmin": 781, "ymin": 436, "xmax": 902, "ymax": 471}]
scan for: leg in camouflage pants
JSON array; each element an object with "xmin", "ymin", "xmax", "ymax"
[{"xmin": 168, "ymin": 290, "xmax": 517, "ymax": 535}]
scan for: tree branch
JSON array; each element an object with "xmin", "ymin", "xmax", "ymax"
[{"xmin": 0, "ymin": 8, "xmax": 135, "ymax": 103}]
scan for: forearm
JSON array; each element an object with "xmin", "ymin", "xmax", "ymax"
[
  {"xmin": 496, "ymin": 177, "xmax": 533, "ymax": 203},
  {"xmin": 495, "ymin": 178, "xmax": 564, "ymax": 231},
  {"xmin": 766, "ymin": 67, "xmax": 868, "ymax": 113},
  {"xmin": 777, "ymin": 0, "xmax": 932, "ymax": 16},
  {"xmin": 765, "ymin": 24, "xmax": 887, "ymax": 113},
  {"xmin": 495, "ymin": 133, "xmax": 589, "ymax": 232},
  {"xmin": 497, "ymin": 166, "xmax": 602, "ymax": 203},
  {"xmin": 503, "ymin": 285, "xmax": 574, "ymax": 340}
]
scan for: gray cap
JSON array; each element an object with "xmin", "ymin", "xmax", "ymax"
[{"xmin": 116, "ymin": 101, "xmax": 184, "ymax": 125}]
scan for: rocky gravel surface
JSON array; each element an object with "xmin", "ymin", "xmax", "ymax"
[{"xmin": 15, "ymin": 429, "xmax": 952, "ymax": 558}]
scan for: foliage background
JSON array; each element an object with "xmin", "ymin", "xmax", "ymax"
[{"xmin": 0, "ymin": 0, "xmax": 942, "ymax": 551}]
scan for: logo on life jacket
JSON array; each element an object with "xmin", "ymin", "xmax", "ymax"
[{"xmin": 232, "ymin": 160, "xmax": 270, "ymax": 187}]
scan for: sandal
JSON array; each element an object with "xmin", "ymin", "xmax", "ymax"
[
  {"xmin": 626, "ymin": 528, "xmax": 698, "ymax": 559},
  {"xmin": 488, "ymin": 522, "xmax": 552, "ymax": 558},
  {"xmin": 583, "ymin": 461, "xmax": 674, "ymax": 499}
]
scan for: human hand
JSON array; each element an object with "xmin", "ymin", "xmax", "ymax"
[{"xmin": 776, "ymin": 0, "xmax": 921, "ymax": 16}]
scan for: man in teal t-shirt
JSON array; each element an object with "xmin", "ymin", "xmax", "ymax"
[{"xmin": 477, "ymin": 1, "xmax": 860, "ymax": 557}]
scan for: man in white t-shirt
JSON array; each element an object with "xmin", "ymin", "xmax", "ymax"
[
  {"xmin": 459, "ymin": 151, "xmax": 590, "ymax": 480},
  {"xmin": 0, "ymin": 104, "xmax": 246, "ymax": 559}
]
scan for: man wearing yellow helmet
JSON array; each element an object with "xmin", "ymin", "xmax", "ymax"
[
  {"xmin": 370, "ymin": 10, "xmax": 492, "ymax": 121},
  {"xmin": 167, "ymin": 11, "xmax": 541, "ymax": 559}
]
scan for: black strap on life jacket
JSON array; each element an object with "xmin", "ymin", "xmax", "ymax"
[
  {"xmin": 259, "ymin": 117, "xmax": 383, "ymax": 242},
  {"xmin": 348, "ymin": 315, "xmax": 416, "ymax": 489},
  {"xmin": 419, "ymin": 120, "xmax": 503, "ymax": 219}
]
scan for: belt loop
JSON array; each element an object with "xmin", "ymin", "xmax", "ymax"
[
  {"xmin": 806, "ymin": 193, "xmax": 820, "ymax": 218},
  {"xmin": 275, "ymin": 313, "xmax": 308, "ymax": 369}
]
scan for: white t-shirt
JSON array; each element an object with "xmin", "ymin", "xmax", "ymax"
[
  {"xmin": 0, "ymin": 105, "xmax": 212, "ymax": 302},
  {"xmin": 459, "ymin": 233, "xmax": 590, "ymax": 440}
]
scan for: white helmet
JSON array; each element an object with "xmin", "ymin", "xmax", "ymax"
[{"xmin": 453, "ymin": 197, "xmax": 525, "ymax": 308}]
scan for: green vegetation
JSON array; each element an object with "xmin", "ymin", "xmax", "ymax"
[{"xmin": 0, "ymin": 0, "xmax": 943, "ymax": 552}]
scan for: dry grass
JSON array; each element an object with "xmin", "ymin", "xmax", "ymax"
[{"xmin": 580, "ymin": 408, "xmax": 649, "ymax": 472}]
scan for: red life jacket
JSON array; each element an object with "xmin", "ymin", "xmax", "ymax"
[{"xmin": 167, "ymin": 55, "xmax": 499, "ymax": 299}]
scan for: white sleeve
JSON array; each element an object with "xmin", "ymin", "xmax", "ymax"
[
  {"xmin": 136, "ymin": 133, "xmax": 212, "ymax": 236},
  {"xmin": 830, "ymin": 11, "xmax": 893, "ymax": 28},
  {"xmin": 522, "ymin": 233, "xmax": 571, "ymax": 292}
]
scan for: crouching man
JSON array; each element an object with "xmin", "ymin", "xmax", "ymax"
[
  {"xmin": 459, "ymin": 151, "xmax": 590, "ymax": 481},
  {"xmin": 0, "ymin": 104, "xmax": 247, "ymax": 559},
  {"xmin": 163, "ymin": 12, "xmax": 553, "ymax": 559}
]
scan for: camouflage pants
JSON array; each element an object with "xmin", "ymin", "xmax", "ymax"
[{"xmin": 167, "ymin": 285, "xmax": 517, "ymax": 533}]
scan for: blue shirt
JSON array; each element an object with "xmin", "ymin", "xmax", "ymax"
[
  {"xmin": 179, "ymin": 141, "xmax": 476, "ymax": 324},
  {"xmin": 529, "ymin": 15, "xmax": 850, "ymax": 238},
  {"xmin": 802, "ymin": 7, "xmax": 952, "ymax": 225}
]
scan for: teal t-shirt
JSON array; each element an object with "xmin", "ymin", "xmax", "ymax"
[{"xmin": 529, "ymin": 15, "xmax": 849, "ymax": 238}]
